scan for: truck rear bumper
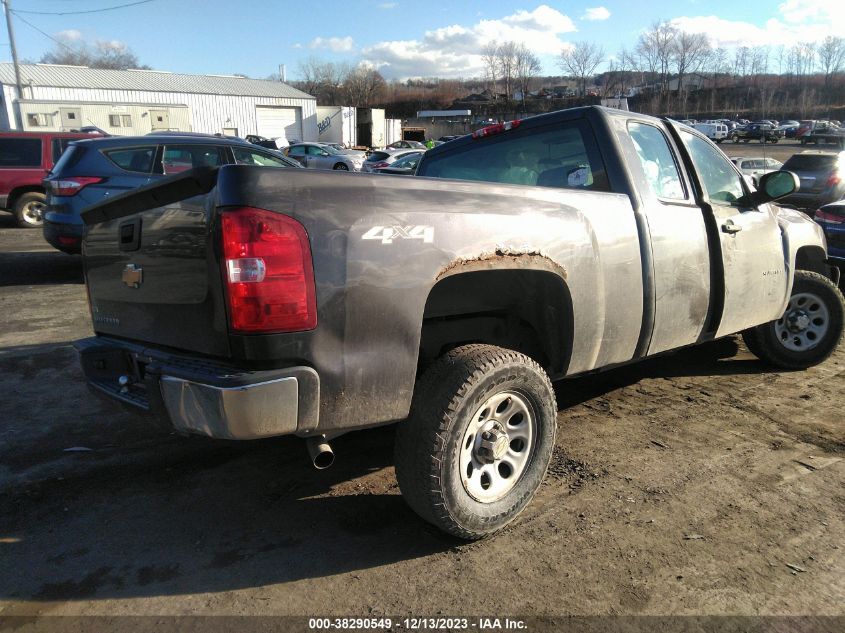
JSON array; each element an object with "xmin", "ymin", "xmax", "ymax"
[{"xmin": 74, "ymin": 337, "xmax": 320, "ymax": 439}]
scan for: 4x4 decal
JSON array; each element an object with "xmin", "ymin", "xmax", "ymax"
[{"xmin": 362, "ymin": 225, "xmax": 434, "ymax": 245}]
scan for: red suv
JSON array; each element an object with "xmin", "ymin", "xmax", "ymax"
[{"xmin": 0, "ymin": 131, "xmax": 102, "ymax": 227}]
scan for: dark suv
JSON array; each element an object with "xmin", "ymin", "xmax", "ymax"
[
  {"xmin": 43, "ymin": 134, "xmax": 301, "ymax": 254},
  {"xmin": 778, "ymin": 151, "xmax": 844, "ymax": 211},
  {"xmin": 0, "ymin": 131, "xmax": 102, "ymax": 227}
]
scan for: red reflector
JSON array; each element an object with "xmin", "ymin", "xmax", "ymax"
[
  {"xmin": 472, "ymin": 119, "xmax": 522, "ymax": 139},
  {"xmin": 826, "ymin": 174, "xmax": 841, "ymax": 188},
  {"xmin": 58, "ymin": 236, "xmax": 80, "ymax": 245},
  {"xmin": 50, "ymin": 177, "xmax": 104, "ymax": 196},
  {"xmin": 220, "ymin": 207, "xmax": 317, "ymax": 333}
]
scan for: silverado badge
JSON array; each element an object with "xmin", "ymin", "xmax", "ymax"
[{"xmin": 122, "ymin": 264, "xmax": 143, "ymax": 289}]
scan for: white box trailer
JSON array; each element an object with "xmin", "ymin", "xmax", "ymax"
[
  {"xmin": 384, "ymin": 118, "xmax": 402, "ymax": 146},
  {"xmin": 316, "ymin": 106, "xmax": 357, "ymax": 147}
]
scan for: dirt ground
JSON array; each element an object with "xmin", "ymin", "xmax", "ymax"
[{"xmin": 0, "ymin": 213, "xmax": 843, "ymax": 628}]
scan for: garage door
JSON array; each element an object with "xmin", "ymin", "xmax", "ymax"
[{"xmin": 256, "ymin": 106, "xmax": 302, "ymax": 144}]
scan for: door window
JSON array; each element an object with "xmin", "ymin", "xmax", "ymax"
[
  {"xmin": 679, "ymin": 130, "xmax": 746, "ymax": 206},
  {"xmin": 306, "ymin": 145, "xmax": 325, "ymax": 156},
  {"xmin": 105, "ymin": 147, "xmax": 156, "ymax": 173},
  {"xmin": 287, "ymin": 145, "xmax": 306, "ymax": 157},
  {"xmin": 233, "ymin": 147, "xmax": 290, "ymax": 167},
  {"xmin": 628, "ymin": 122, "xmax": 685, "ymax": 200},
  {"xmin": 0, "ymin": 138, "xmax": 41, "ymax": 167},
  {"xmin": 161, "ymin": 145, "xmax": 226, "ymax": 174}
]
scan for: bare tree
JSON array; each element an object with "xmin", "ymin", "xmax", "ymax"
[
  {"xmin": 636, "ymin": 22, "xmax": 677, "ymax": 105},
  {"xmin": 514, "ymin": 43, "xmax": 541, "ymax": 104},
  {"xmin": 559, "ymin": 41, "xmax": 605, "ymax": 96},
  {"xmin": 344, "ymin": 66, "xmax": 386, "ymax": 107},
  {"xmin": 294, "ymin": 57, "xmax": 352, "ymax": 104},
  {"xmin": 673, "ymin": 31, "xmax": 710, "ymax": 94},
  {"xmin": 40, "ymin": 35, "xmax": 145, "ymax": 70},
  {"xmin": 497, "ymin": 41, "xmax": 518, "ymax": 99},
  {"xmin": 481, "ymin": 41, "xmax": 500, "ymax": 98},
  {"xmin": 818, "ymin": 36, "xmax": 845, "ymax": 90}
]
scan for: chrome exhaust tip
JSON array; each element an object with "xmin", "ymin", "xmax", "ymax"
[{"xmin": 306, "ymin": 436, "xmax": 334, "ymax": 469}]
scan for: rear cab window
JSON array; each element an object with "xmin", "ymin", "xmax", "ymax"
[
  {"xmin": 0, "ymin": 138, "xmax": 42, "ymax": 168},
  {"xmin": 417, "ymin": 118, "xmax": 609, "ymax": 191}
]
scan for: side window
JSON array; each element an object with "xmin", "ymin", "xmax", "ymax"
[
  {"xmin": 104, "ymin": 147, "xmax": 156, "ymax": 173},
  {"xmin": 679, "ymin": 130, "xmax": 746, "ymax": 206},
  {"xmin": 419, "ymin": 119, "xmax": 609, "ymax": 191},
  {"xmin": 233, "ymin": 147, "xmax": 288, "ymax": 167},
  {"xmin": 52, "ymin": 138, "xmax": 74, "ymax": 163},
  {"xmin": 288, "ymin": 145, "xmax": 306, "ymax": 157},
  {"xmin": 161, "ymin": 145, "xmax": 225, "ymax": 174},
  {"xmin": 306, "ymin": 145, "xmax": 325, "ymax": 156},
  {"xmin": 0, "ymin": 138, "xmax": 42, "ymax": 167},
  {"xmin": 628, "ymin": 122, "xmax": 685, "ymax": 200}
]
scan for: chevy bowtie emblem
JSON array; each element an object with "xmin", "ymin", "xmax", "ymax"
[{"xmin": 122, "ymin": 264, "xmax": 143, "ymax": 289}]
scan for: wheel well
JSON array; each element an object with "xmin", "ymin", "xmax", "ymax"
[
  {"xmin": 795, "ymin": 245, "xmax": 829, "ymax": 277},
  {"xmin": 419, "ymin": 269, "xmax": 572, "ymax": 378},
  {"xmin": 8, "ymin": 186, "xmax": 45, "ymax": 209}
]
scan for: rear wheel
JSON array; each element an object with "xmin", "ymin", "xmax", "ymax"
[
  {"xmin": 742, "ymin": 271, "xmax": 844, "ymax": 369},
  {"xmin": 14, "ymin": 192, "xmax": 46, "ymax": 228},
  {"xmin": 395, "ymin": 344, "xmax": 557, "ymax": 539}
]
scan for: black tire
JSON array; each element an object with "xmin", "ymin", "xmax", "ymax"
[
  {"xmin": 333, "ymin": 163, "xmax": 349, "ymax": 171},
  {"xmin": 742, "ymin": 271, "xmax": 844, "ymax": 370},
  {"xmin": 14, "ymin": 192, "xmax": 46, "ymax": 228},
  {"xmin": 395, "ymin": 344, "xmax": 557, "ymax": 539}
]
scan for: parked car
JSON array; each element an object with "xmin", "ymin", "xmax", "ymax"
[
  {"xmin": 693, "ymin": 122, "xmax": 729, "ymax": 143},
  {"xmin": 43, "ymin": 134, "xmax": 301, "ymax": 254},
  {"xmin": 386, "ymin": 140, "xmax": 426, "ymax": 150},
  {"xmin": 322, "ymin": 143, "xmax": 367, "ymax": 159},
  {"xmin": 438, "ymin": 135, "xmax": 463, "ymax": 142},
  {"xmin": 733, "ymin": 123, "xmax": 784, "ymax": 143},
  {"xmin": 371, "ymin": 151, "xmax": 423, "ymax": 175},
  {"xmin": 74, "ymin": 105, "xmax": 841, "ymax": 540},
  {"xmin": 361, "ymin": 149, "xmax": 420, "ymax": 173},
  {"xmin": 777, "ymin": 120, "xmax": 801, "ymax": 138},
  {"xmin": 245, "ymin": 134, "xmax": 280, "ymax": 149},
  {"xmin": 814, "ymin": 201, "xmax": 845, "ymax": 265},
  {"xmin": 730, "ymin": 157, "xmax": 784, "ymax": 186},
  {"xmin": 0, "ymin": 131, "xmax": 103, "ymax": 227},
  {"xmin": 283, "ymin": 142, "xmax": 365, "ymax": 171},
  {"xmin": 777, "ymin": 151, "xmax": 845, "ymax": 211}
]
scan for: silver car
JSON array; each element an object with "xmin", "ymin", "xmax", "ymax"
[
  {"xmin": 730, "ymin": 156, "xmax": 783, "ymax": 185},
  {"xmin": 361, "ymin": 149, "xmax": 422, "ymax": 173},
  {"xmin": 284, "ymin": 142, "xmax": 364, "ymax": 171}
]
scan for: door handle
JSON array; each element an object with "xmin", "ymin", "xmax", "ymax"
[{"xmin": 721, "ymin": 220, "xmax": 742, "ymax": 234}]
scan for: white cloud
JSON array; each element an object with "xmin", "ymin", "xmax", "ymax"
[
  {"xmin": 671, "ymin": 3, "xmax": 845, "ymax": 49},
  {"xmin": 308, "ymin": 36, "xmax": 355, "ymax": 52},
  {"xmin": 56, "ymin": 29, "xmax": 83, "ymax": 42},
  {"xmin": 378, "ymin": 2, "xmax": 397, "ymax": 8},
  {"xmin": 361, "ymin": 4, "xmax": 576, "ymax": 79},
  {"xmin": 582, "ymin": 7, "xmax": 611, "ymax": 21}
]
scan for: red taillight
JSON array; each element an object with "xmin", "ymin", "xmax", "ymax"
[
  {"xmin": 372, "ymin": 161, "xmax": 390, "ymax": 169},
  {"xmin": 220, "ymin": 207, "xmax": 317, "ymax": 333},
  {"xmin": 49, "ymin": 176, "xmax": 104, "ymax": 196},
  {"xmin": 815, "ymin": 209, "xmax": 844, "ymax": 224},
  {"xmin": 472, "ymin": 119, "xmax": 521, "ymax": 139},
  {"xmin": 826, "ymin": 174, "xmax": 841, "ymax": 188}
]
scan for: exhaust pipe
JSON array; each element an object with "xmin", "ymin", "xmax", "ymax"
[{"xmin": 306, "ymin": 436, "xmax": 334, "ymax": 469}]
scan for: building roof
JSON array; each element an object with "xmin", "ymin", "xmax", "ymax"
[{"xmin": 0, "ymin": 63, "xmax": 315, "ymax": 100}]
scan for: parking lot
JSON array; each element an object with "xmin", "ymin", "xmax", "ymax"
[{"xmin": 0, "ymin": 185, "xmax": 843, "ymax": 622}]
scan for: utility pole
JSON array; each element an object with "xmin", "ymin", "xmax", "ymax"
[{"xmin": 2, "ymin": 0, "xmax": 24, "ymax": 128}]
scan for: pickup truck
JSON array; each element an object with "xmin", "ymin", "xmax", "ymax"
[
  {"xmin": 797, "ymin": 121, "xmax": 845, "ymax": 148},
  {"xmin": 732, "ymin": 123, "xmax": 785, "ymax": 144},
  {"xmin": 74, "ymin": 106, "xmax": 844, "ymax": 539}
]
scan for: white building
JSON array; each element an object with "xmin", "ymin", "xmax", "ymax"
[{"xmin": 0, "ymin": 63, "xmax": 318, "ymax": 142}]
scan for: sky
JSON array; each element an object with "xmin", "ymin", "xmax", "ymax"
[{"xmin": 4, "ymin": 0, "xmax": 845, "ymax": 81}]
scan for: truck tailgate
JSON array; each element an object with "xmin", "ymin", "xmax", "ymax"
[{"xmin": 82, "ymin": 168, "xmax": 230, "ymax": 357}]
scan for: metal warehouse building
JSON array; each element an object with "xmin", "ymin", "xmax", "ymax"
[{"xmin": 0, "ymin": 63, "xmax": 318, "ymax": 142}]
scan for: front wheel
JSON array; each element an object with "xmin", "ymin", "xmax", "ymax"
[
  {"xmin": 742, "ymin": 271, "xmax": 844, "ymax": 370},
  {"xmin": 395, "ymin": 344, "xmax": 557, "ymax": 539},
  {"xmin": 333, "ymin": 163, "xmax": 349, "ymax": 171}
]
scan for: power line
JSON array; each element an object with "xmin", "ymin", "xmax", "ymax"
[
  {"xmin": 13, "ymin": 0, "xmax": 156, "ymax": 16},
  {"xmin": 9, "ymin": 10, "xmax": 76, "ymax": 52}
]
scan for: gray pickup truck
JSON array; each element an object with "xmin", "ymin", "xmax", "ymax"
[{"xmin": 75, "ymin": 106, "xmax": 844, "ymax": 539}]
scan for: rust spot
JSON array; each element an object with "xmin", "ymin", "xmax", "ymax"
[{"xmin": 436, "ymin": 248, "xmax": 567, "ymax": 281}]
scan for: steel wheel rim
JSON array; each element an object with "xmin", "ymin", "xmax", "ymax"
[
  {"xmin": 22, "ymin": 200, "xmax": 45, "ymax": 225},
  {"xmin": 459, "ymin": 390, "xmax": 536, "ymax": 503},
  {"xmin": 774, "ymin": 291, "xmax": 830, "ymax": 352}
]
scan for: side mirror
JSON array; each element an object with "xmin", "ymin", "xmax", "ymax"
[{"xmin": 741, "ymin": 170, "xmax": 799, "ymax": 207}]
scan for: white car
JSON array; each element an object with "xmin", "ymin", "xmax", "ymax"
[{"xmin": 730, "ymin": 156, "xmax": 784, "ymax": 185}]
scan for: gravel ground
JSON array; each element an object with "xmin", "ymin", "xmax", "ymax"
[{"xmin": 0, "ymin": 215, "xmax": 842, "ymax": 630}]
